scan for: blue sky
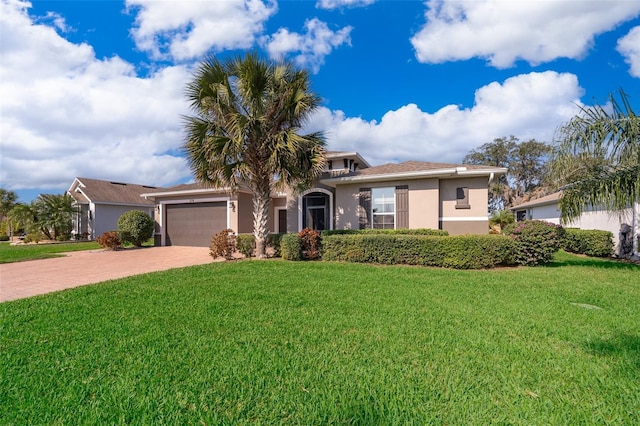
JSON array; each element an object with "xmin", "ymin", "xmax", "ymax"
[{"xmin": 1, "ymin": 0, "xmax": 639, "ymax": 203}]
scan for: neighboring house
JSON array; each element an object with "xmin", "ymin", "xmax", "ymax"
[
  {"xmin": 67, "ymin": 177, "xmax": 158, "ymax": 240},
  {"xmin": 141, "ymin": 151, "xmax": 507, "ymax": 247},
  {"xmin": 511, "ymin": 191, "xmax": 639, "ymax": 248}
]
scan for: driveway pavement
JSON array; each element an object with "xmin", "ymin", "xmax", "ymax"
[{"xmin": 0, "ymin": 246, "xmax": 212, "ymax": 302}]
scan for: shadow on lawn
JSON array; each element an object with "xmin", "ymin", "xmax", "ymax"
[
  {"xmin": 583, "ymin": 333, "xmax": 640, "ymax": 370},
  {"xmin": 546, "ymin": 255, "xmax": 640, "ymax": 271}
]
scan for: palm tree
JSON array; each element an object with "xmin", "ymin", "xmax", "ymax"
[
  {"xmin": 551, "ymin": 89, "xmax": 640, "ymax": 257},
  {"xmin": 183, "ymin": 53, "xmax": 326, "ymax": 257},
  {"xmin": 34, "ymin": 194, "xmax": 77, "ymax": 240}
]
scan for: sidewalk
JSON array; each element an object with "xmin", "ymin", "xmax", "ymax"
[{"xmin": 0, "ymin": 246, "xmax": 212, "ymax": 302}]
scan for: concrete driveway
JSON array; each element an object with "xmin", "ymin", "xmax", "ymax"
[{"xmin": 0, "ymin": 246, "xmax": 213, "ymax": 302}]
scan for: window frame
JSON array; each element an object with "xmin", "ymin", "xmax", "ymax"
[
  {"xmin": 455, "ymin": 186, "xmax": 471, "ymax": 209},
  {"xmin": 371, "ymin": 187, "xmax": 396, "ymax": 229}
]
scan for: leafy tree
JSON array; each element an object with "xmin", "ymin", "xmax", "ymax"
[
  {"xmin": 463, "ymin": 136, "xmax": 551, "ymax": 211},
  {"xmin": 118, "ymin": 210, "xmax": 154, "ymax": 247},
  {"xmin": 550, "ymin": 89, "xmax": 639, "ymax": 256},
  {"xmin": 183, "ymin": 53, "xmax": 326, "ymax": 257},
  {"xmin": 0, "ymin": 189, "xmax": 19, "ymax": 237}
]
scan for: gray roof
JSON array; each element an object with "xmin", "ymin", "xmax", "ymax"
[
  {"xmin": 511, "ymin": 191, "xmax": 562, "ymax": 210},
  {"xmin": 69, "ymin": 177, "xmax": 159, "ymax": 205}
]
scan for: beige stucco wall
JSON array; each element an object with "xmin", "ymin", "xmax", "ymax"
[
  {"xmin": 438, "ymin": 176, "xmax": 490, "ymax": 235},
  {"xmin": 333, "ymin": 179, "xmax": 440, "ymax": 230}
]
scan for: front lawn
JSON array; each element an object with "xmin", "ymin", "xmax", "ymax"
[
  {"xmin": 1, "ymin": 252, "xmax": 639, "ymax": 424},
  {"xmin": 0, "ymin": 241, "xmax": 101, "ymax": 263}
]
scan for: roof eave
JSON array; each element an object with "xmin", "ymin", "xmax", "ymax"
[{"xmin": 319, "ymin": 167, "xmax": 507, "ymax": 187}]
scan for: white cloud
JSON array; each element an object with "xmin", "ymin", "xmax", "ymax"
[
  {"xmin": 0, "ymin": 0, "xmax": 192, "ymax": 191},
  {"xmin": 617, "ymin": 26, "xmax": 640, "ymax": 78},
  {"xmin": 309, "ymin": 71, "xmax": 584, "ymax": 165},
  {"xmin": 127, "ymin": 0, "xmax": 277, "ymax": 61},
  {"xmin": 411, "ymin": 0, "xmax": 640, "ymax": 68},
  {"xmin": 316, "ymin": 0, "xmax": 375, "ymax": 10},
  {"xmin": 262, "ymin": 18, "xmax": 352, "ymax": 72}
]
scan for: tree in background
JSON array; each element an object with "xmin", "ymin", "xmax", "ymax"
[
  {"xmin": 463, "ymin": 136, "xmax": 552, "ymax": 211},
  {"xmin": 0, "ymin": 189, "xmax": 19, "ymax": 237},
  {"xmin": 183, "ymin": 53, "xmax": 326, "ymax": 257},
  {"xmin": 550, "ymin": 89, "xmax": 639, "ymax": 257}
]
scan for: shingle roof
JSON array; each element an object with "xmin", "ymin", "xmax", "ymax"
[
  {"xmin": 355, "ymin": 161, "xmax": 492, "ymax": 176},
  {"xmin": 69, "ymin": 177, "xmax": 159, "ymax": 205},
  {"xmin": 511, "ymin": 191, "xmax": 562, "ymax": 209}
]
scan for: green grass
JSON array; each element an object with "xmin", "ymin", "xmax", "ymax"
[
  {"xmin": 1, "ymin": 252, "xmax": 639, "ymax": 424},
  {"xmin": 0, "ymin": 241, "xmax": 101, "ymax": 263}
]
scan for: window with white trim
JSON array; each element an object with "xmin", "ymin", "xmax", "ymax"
[{"xmin": 372, "ymin": 187, "xmax": 395, "ymax": 229}]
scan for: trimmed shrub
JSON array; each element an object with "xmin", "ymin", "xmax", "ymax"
[
  {"xmin": 280, "ymin": 233, "xmax": 302, "ymax": 261},
  {"xmin": 237, "ymin": 234, "xmax": 256, "ymax": 258},
  {"xmin": 321, "ymin": 228, "xmax": 448, "ymax": 237},
  {"xmin": 97, "ymin": 231, "xmax": 122, "ymax": 250},
  {"xmin": 267, "ymin": 233, "xmax": 285, "ymax": 258},
  {"xmin": 507, "ymin": 220, "xmax": 564, "ymax": 266},
  {"xmin": 23, "ymin": 233, "xmax": 43, "ymax": 244},
  {"xmin": 0, "ymin": 234, "xmax": 9, "ymax": 241},
  {"xmin": 562, "ymin": 228, "xmax": 613, "ymax": 258},
  {"xmin": 118, "ymin": 210, "xmax": 154, "ymax": 247},
  {"xmin": 210, "ymin": 229, "xmax": 237, "ymax": 260},
  {"xmin": 322, "ymin": 234, "xmax": 515, "ymax": 269},
  {"xmin": 298, "ymin": 228, "xmax": 321, "ymax": 260}
]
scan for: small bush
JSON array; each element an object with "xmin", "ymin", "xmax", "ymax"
[
  {"xmin": 321, "ymin": 228, "xmax": 448, "ymax": 237},
  {"xmin": 298, "ymin": 228, "xmax": 321, "ymax": 260},
  {"xmin": 97, "ymin": 231, "xmax": 122, "ymax": 250},
  {"xmin": 56, "ymin": 234, "xmax": 71, "ymax": 242},
  {"xmin": 268, "ymin": 233, "xmax": 285, "ymax": 258},
  {"xmin": 210, "ymin": 229, "xmax": 237, "ymax": 260},
  {"xmin": 117, "ymin": 210, "xmax": 155, "ymax": 247},
  {"xmin": 0, "ymin": 234, "xmax": 9, "ymax": 241},
  {"xmin": 563, "ymin": 228, "xmax": 613, "ymax": 258},
  {"xmin": 507, "ymin": 220, "xmax": 564, "ymax": 266},
  {"xmin": 280, "ymin": 233, "xmax": 302, "ymax": 261},
  {"xmin": 23, "ymin": 233, "xmax": 43, "ymax": 244},
  {"xmin": 237, "ymin": 234, "xmax": 256, "ymax": 258}
]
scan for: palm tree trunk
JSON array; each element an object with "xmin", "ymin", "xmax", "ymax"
[
  {"xmin": 253, "ymin": 189, "xmax": 271, "ymax": 258},
  {"xmin": 633, "ymin": 196, "xmax": 639, "ymax": 258}
]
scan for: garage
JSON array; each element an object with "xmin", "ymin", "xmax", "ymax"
[{"xmin": 165, "ymin": 202, "xmax": 227, "ymax": 247}]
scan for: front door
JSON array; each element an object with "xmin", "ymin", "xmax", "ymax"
[{"xmin": 302, "ymin": 192, "xmax": 330, "ymax": 231}]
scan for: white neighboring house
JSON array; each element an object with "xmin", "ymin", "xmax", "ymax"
[
  {"xmin": 67, "ymin": 177, "xmax": 158, "ymax": 240},
  {"xmin": 511, "ymin": 191, "xmax": 639, "ymax": 252}
]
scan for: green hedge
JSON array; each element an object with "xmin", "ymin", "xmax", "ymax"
[
  {"xmin": 280, "ymin": 233, "xmax": 302, "ymax": 261},
  {"xmin": 322, "ymin": 234, "xmax": 515, "ymax": 269},
  {"xmin": 562, "ymin": 228, "xmax": 613, "ymax": 258},
  {"xmin": 321, "ymin": 228, "xmax": 448, "ymax": 237}
]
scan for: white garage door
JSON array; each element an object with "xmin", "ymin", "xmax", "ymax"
[{"xmin": 165, "ymin": 202, "xmax": 227, "ymax": 247}]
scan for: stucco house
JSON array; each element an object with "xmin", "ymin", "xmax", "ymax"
[
  {"xmin": 67, "ymin": 177, "xmax": 157, "ymax": 240},
  {"xmin": 141, "ymin": 151, "xmax": 506, "ymax": 247},
  {"xmin": 511, "ymin": 191, "xmax": 639, "ymax": 248}
]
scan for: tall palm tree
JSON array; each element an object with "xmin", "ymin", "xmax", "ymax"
[
  {"xmin": 551, "ymin": 89, "xmax": 640, "ymax": 256},
  {"xmin": 183, "ymin": 53, "xmax": 326, "ymax": 257}
]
